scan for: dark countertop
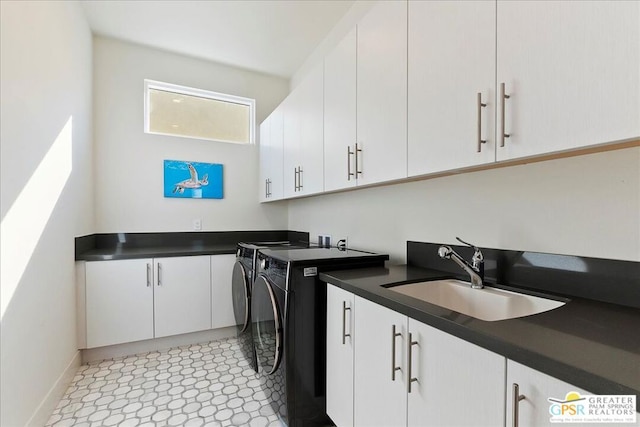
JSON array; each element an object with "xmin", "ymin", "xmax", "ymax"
[
  {"xmin": 75, "ymin": 231, "xmax": 310, "ymax": 261},
  {"xmin": 78, "ymin": 244, "xmax": 238, "ymax": 261},
  {"xmin": 320, "ymin": 265, "xmax": 640, "ymax": 409}
]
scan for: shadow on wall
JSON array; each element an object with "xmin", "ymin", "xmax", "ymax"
[{"xmin": 1, "ymin": 116, "xmax": 74, "ymax": 321}]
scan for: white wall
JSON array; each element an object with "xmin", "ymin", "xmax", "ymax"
[
  {"xmin": 0, "ymin": 1, "xmax": 93, "ymax": 425},
  {"xmin": 93, "ymin": 37, "xmax": 289, "ymax": 233},
  {"xmin": 289, "ymin": 148, "xmax": 640, "ymax": 263}
]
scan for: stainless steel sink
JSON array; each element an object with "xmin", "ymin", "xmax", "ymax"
[{"xmin": 388, "ymin": 279, "xmax": 566, "ymax": 321}]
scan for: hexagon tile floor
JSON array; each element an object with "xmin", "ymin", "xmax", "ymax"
[{"xmin": 45, "ymin": 337, "xmax": 284, "ymax": 427}]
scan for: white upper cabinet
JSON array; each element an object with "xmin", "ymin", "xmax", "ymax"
[
  {"xmin": 408, "ymin": 0, "xmax": 496, "ymax": 176},
  {"xmin": 259, "ymin": 116, "xmax": 272, "ymax": 202},
  {"xmin": 496, "ymin": 0, "xmax": 640, "ymax": 161},
  {"xmin": 356, "ymin": 0, "xmax": 408, "ymax": 186},
  {"xmin": 283, "ymin": 63, "xmax": 324, "ymax": 198},
  {"xmin": 324, "ymin": 28, "xmax": 358, "ymax": 192},
  {"xmin": 259, "ymin": 107, "xmax": 284, "ymax": 202},
  {"xmin": 283, "ymin": 94, "xmax": 299, "ymax": 199}
]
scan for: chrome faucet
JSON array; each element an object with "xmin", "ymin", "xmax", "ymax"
[{"xmin": 438, "ymin": 237, "xmax": 484, "ymax": 289}]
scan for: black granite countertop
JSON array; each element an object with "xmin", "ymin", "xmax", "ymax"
[
  {"xmin": 75, "ymin": 231, "xmax": 310, "ymax": 261},
  {"xmin": 78, "ymin": 244, "xmax": 238, "ymax": 261},
  {"xmin": 320, "ymin": 265, "xmax": 640, "ymax": 409}
]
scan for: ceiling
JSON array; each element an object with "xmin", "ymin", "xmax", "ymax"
[{"xmin": 80, "ymin": 0, "xmax": 355, "ymax": 79}]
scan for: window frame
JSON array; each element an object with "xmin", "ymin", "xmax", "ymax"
[{"xmin": 144, "ymin": 79, "xmax": 256, "ymax": 145}]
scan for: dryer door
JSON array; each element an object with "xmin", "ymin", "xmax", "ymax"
[
  {"xmin": 232, "ymin": 261, "xmax": 250, "ymax": 333},
  {"xmin": 251, "ymin": 275, "xmax": 283, "ymax": 375}
]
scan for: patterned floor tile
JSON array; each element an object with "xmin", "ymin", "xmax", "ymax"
[{"xmin": 45, "ymin": 338, "xmax": 285, "ymax": 427}]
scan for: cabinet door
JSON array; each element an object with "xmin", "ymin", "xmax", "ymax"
[
  {"xmin": 268, "ymin": 107, "xmax": 284, "ymax": 200},
  {"xmin": 153, "ymin": 256, "xmax": 211, "ymax": 338},
  {"xmin": 407, "ymin": 319, "xmax": 505, "ymax": 426},
  {"xmin": 408, "ymin": 0, "xmax": 496, "ymax": 176},
  {"xmin": 354, "ymin": 296, "xmax": 407, "ymax": 427},
  {"xmin": 356, "ymin": 0, "xmax": 408, "ymax": 186},
  {"xmin": 297, "ymin": 62, "xmax": 325, "ymax": 196},
  {"xmin": 211, "ymin": 254, "xmax": 236, "ymax": 329},
  {"xmin": 259, "ymin": 109, "xmax": 284, "ymax": 202},
  {"xmin": 324, "ymin": 28, "xmax": 358, "ymax": 192},
  {"xmin": 496, "ymin": 1, "xmax": 640, "ymax": 161},
  {"xmin": 507, "ymin": 360, "xmax": 591, "ymax": 427},
  {"xmin": 86, "ymin": 259, "xmax": 154, "ymax": 348},
  {"xmin": 326, "ymin": 284, "xmax": 355, "ymax": 427},
  {"xmin": 259, "ymin": 116, "xmax": 272, "ymax": 202},
  {"xmin": 283, "ymin": 93, "xmax": 301, "ymax": 198}
]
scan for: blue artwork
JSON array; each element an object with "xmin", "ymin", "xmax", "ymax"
[{"xmin": 164, "ymin": 160, "xmax": 223, "ymax": 199}]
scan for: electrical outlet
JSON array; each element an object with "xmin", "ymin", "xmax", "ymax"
[
  {"xmin": 318, "ymin": 234, "xmax": 332, "ymax": 247},
  {"xmin": 337, "ymin": 237, "xmax": 348, "ymax": 250},
  {"xmin": 193, "ymin": 218, "xmax": 202, "ymax": 231}
]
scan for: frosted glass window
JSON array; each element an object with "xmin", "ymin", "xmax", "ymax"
[{"xmin": 144, "ymin": 80, "xmax": 255, "ymax": 144}]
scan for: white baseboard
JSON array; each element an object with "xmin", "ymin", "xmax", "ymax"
[
  {"xmin": 27, "ymin": 351, "xmax": 81, "ymax": 427},
  {"xmin": 81, "ymin": 327, "xmax": 236, "ymax": 364}
]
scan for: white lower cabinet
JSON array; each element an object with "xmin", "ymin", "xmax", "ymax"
[
  {"xmin": 86, "ymin": 258, "xmax": 154, "ymax": 348},
  {"xmin": 507, "ymin": 360, "xmax": 589, "ymax": 427},
  {"xmin": 85, "ymin": 254, "xmax": 234, "ymax": 348},
  {"xmin": 326, "ymin": 284, "xmax": 505, "ymax": 427},
  {"xmin": 407, "ymin": 317, "xmax": 505, "ymax": 426},
  {"xmin": 326, "ymin": 284, "xmax": 356, "ymax": 427},
  {"xmin": 153, "ymin": 256, "xmax": 211, "ymax": 339},
  {"xmin": 211, "ymin": 254, "xmax": 236, "ymax": 329},
  {"xmin": 353, "ymin": 295, "xmax": 408, "ymax": 427}
]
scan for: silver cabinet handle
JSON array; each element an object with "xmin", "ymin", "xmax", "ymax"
[
  {"xmin": 355, "ymin": 143, "xmax": 362, "ymax": 176},
  {"xmin": 146, "ymin": 263, "xmax": 151, "ymax": 287},
  {"xmin": 265, "ymin": 179, "xmax": 269, "ymax": 197},
  {"xmin": 391, "ymin": 325, "xmax": 402, "ymax": 380},
  {"xmin": 347, "ymin": 146, "xmax": 355, "ymax": 181},
  {"xmin": 500, "ymin": 82, "xmax": 511, "ymax": 147},
  {"xmin": 157, "ymin": 263, "xmax": 162, "ymax": 286},
  {"xmin": 342, "ymin": 301, "xmax": 351, "ymax": 344},
  {"xmin": 512, "ymin": 383, "xmax": 526, "ymax": 427},
  {"xmin": 298, "ymin": 166, "xmax": 303, "ymax": 190},
  {"xmin": 407, "ymin": 332, "xmax": 418, "ymax": 393},
  {"xmin": 267, "ymin": 179, "xmax": 271, "ymax": 197},
  {"xmin": 477, "ymin": 92, "xmax": 487, "ymax": 152},
  {"xmin": 294, "ymin": 167, "xmax": 298, "ymax": 191}
]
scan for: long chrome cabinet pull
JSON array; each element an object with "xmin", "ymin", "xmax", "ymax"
[
  {"xmin": 347, "ymin": 146, "xmax": 354, "ymax": 181},
  {"xmin": 265, "ymin": 179, "xmax": 269, "ymax": 197},
  {"xmin": 512, "ymin": 383, "xmax": 526, "ymax": 427},
  {"xmin": 407, "ymin": 332, "xmax": 418, "ymax": 393},
  {"xmin": 298, "ymin": 166, "xmax": 303, "ymax": 190},
  {"xmin": 391, "ymin": 325, "xmax": 402, "ymax": 380},
  {"xmin": 146, "ymin": 263, "xmax": 151, "ymax": 287},
  {"xmin": 477, "ymin": 92, "xmax": 487, "ymax": 152},
  {"xmin": 342, "ymin": 301, "xmax": 351, "ymax": 344},
  {"xmin": 267, "ymin": 179, "xmax": 271, "ymax": 197},
  {"xmin": 500, "ymin": 82, "xmax": 511, "ymax": 147},
  {"xmin": 157, "ymin": 263, "xmax": 162, "ymax": 286},
  {"xmin": 355, "ymin": 143, "xmax": 362, "ymax": 176},
  {"xmin": 294, "ymin": 167, "xmax": 299, "ymax": 192}
]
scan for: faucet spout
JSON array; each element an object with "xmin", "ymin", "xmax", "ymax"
[{"xmin": 438, "ymin": 241, "xmax": 484, "ymax": 289}]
